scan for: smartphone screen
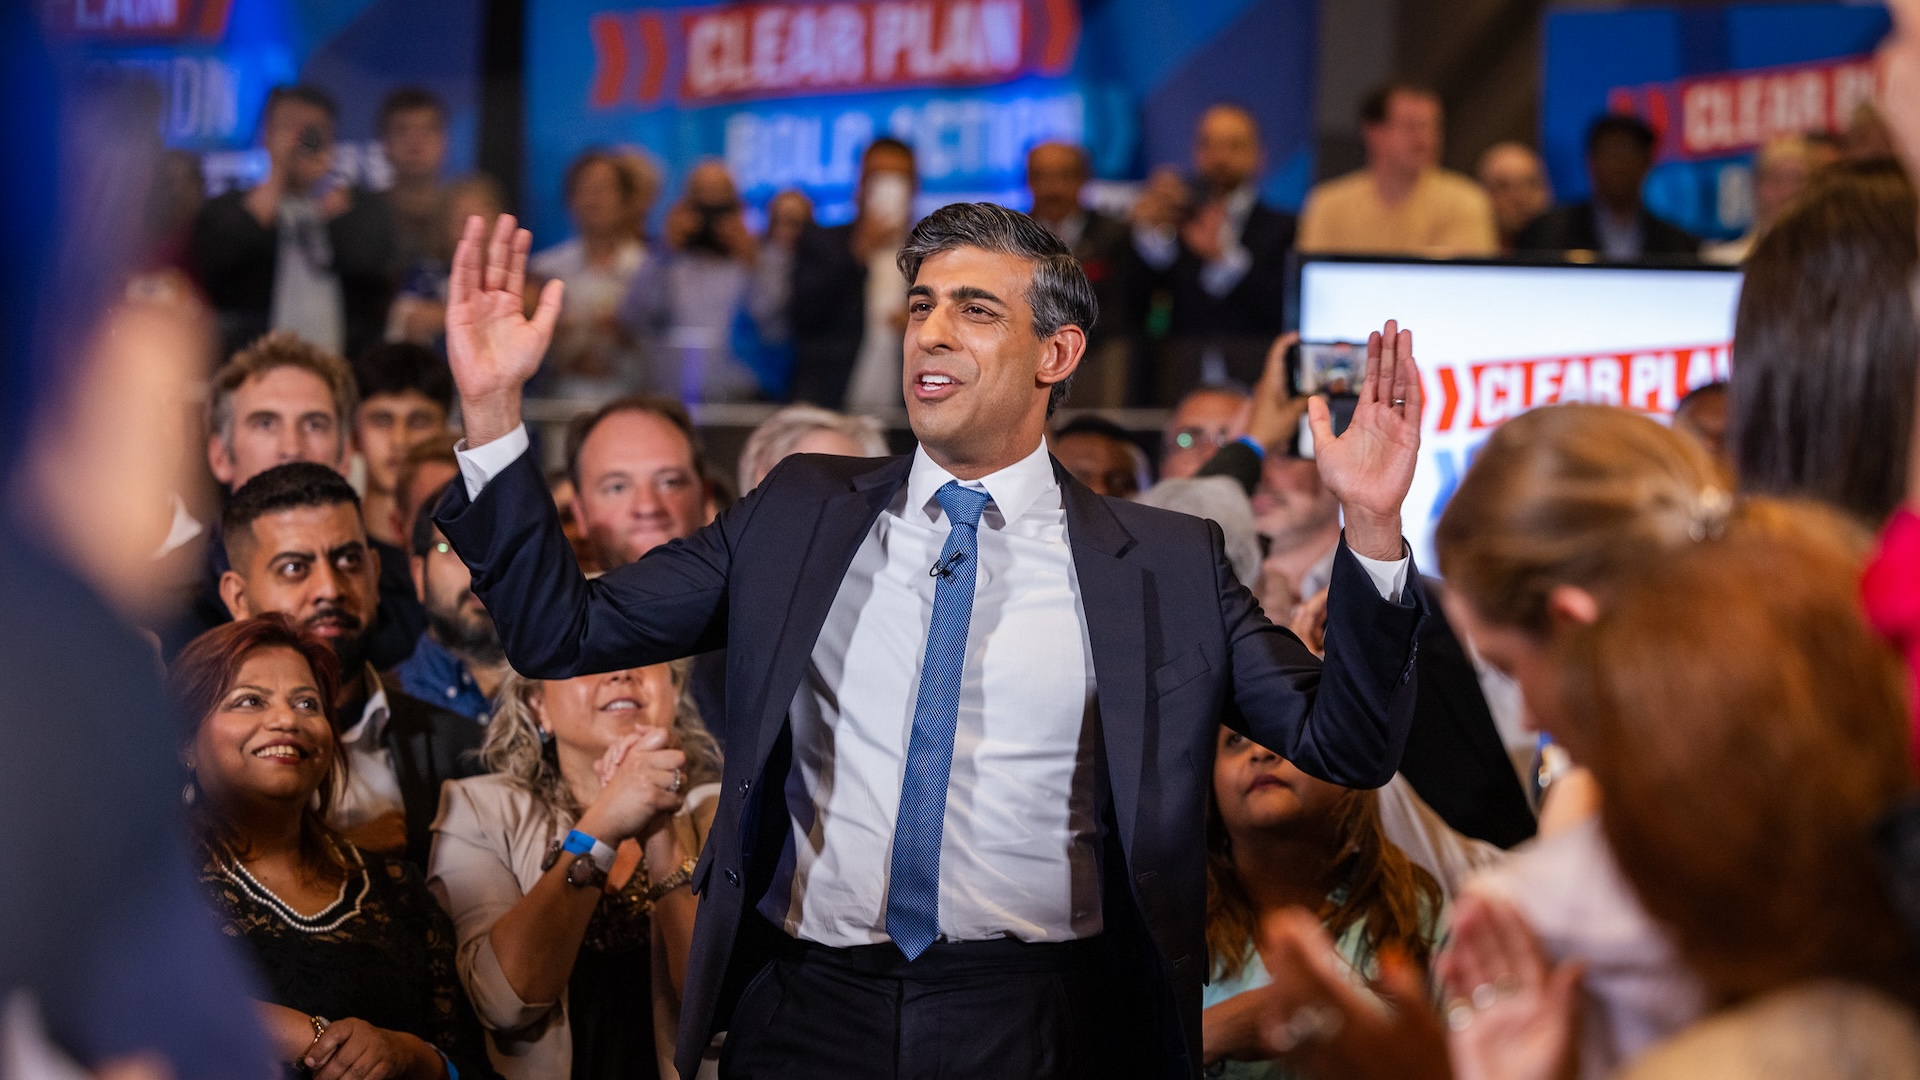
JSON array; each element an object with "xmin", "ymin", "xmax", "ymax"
[
  {"xmin": 1291, "ymin": 340, "xmax": 1367, "ymax": 396},
  {"xmin": 1289, "ymin": 340, "xmax": 1364, "ymax": 456}
]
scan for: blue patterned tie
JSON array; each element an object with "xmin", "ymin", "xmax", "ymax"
[{"xmin": 886, "ymin": 480, "xmax": 992, "ymax": 960}]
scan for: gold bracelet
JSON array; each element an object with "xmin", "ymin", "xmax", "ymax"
[{"xmin": 643, "ymin": 856, "xmax": 699, "ymax": 902}]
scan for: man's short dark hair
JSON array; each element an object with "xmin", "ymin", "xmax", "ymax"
[
  {"xmin": 563, "ymin": 147, "xmax": 638, "ymax": 205},
  {"xmin": 1053, "ymin": 414, "xmax": 1136, "ymax": 445},
  {"xmin": 896, "ymin": 202, "xmax": 1097, "ymax": 417},
  {"xmin": 864, "ymin": 136, "xmax": 916, "ymax": 168},
  {"xmin": 411, "ymin": 479, "xmax": 453, "ymax": 557},
  {"xmin": 352, "ymin": 342, "xmax": 454, "ymax": 412},
  {"xmin": 1587, "ymin": 113, "xmax": 1657, "ymax": 158},
  {"xmin": 563, "ymin": 394, "xmax": 708, "ymax": 491},
  {"xmin": 263, "ymin": 84, "xmax": 339, "ymax": 124},
  {"xmin": 377, "ymin": 87, "xmax": 447, "ymax": 134},
  {"xmin": 223, "ymin": 462, "xmax": 361, "ymax": 567},
  {"xmin": 1359, "ymin": 81, "xmax": 1439, "ymax": 126}
]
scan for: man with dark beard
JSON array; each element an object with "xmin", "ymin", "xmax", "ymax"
[
  {"xmin": 217, "ymin": 462, "xmax": 483, "ymax": 868},
  {"xmin": 393, "ymin": 480, "xmax": 509, "ymax": 723}
]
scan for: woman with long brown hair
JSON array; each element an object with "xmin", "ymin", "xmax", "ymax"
[
  {"xmin": 1200, "ymin": 725, "xmax": 1443, "ymax": 1077},
  {"xmin": 1556, "ymin": 508, "xmax": 1920, "ymax": 1078}
]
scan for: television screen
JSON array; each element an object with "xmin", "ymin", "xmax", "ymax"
[{"xmin": 1292, "ymin": 256, "xmax": 1743, "ymax": 570}]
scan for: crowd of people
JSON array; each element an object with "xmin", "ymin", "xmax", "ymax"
[
  {"xmin": 158, "ymin": 76, "xmax": 1885, "ymax": 421},
  {"xmin": 8, "ymin": 3, "xmax": 1920, "ymax": 1079}
]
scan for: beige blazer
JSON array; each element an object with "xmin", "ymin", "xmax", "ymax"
[{"xmin": 427, "ymin": 773, "xmax": 717, "ymax": 1080}]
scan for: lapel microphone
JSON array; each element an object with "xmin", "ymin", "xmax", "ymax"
[{"xmin": 929, "ymin": 551, "xmax": 966, "ymax": 581}]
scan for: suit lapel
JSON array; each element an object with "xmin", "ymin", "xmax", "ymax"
[
  {"xmin": 1058, "ymin": 461, "xmax": 1147, "ymax": 852},
  {"xmin": 747, "ymin": 455, "xmax": 913, "ymax": 777}
]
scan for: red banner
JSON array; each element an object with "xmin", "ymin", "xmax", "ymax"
[
  {"xmin": 1430, "ymin": 343, "xmax": 1731, "ymax": 433},
  {"xmin": 41, "ymin": 0, "xmax": 234, "ymax": 40},
  {"xmin": 1607, "ymin": 52, "xmax": 1882, "ymax": 162},
  {"xmin": 587, "ymin": 0, "xmax": 1079, "ymax": 108}
]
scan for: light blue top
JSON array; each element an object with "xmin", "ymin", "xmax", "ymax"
[{"xmin": 1202, "ymin": 891, "xmax": 1443, "ymax": 1079}]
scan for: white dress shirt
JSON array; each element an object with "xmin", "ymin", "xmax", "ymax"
[
  {"xmin": 457, "ymin": 428, "xmax": 1410, "ymax": 946},
  {"xmin": 328, "ymin": 664, "xmax": 405, "ymax": 834},
  {"xmin": 769, "ymin": 440, "xmax": 1102, "ymax": 944}
]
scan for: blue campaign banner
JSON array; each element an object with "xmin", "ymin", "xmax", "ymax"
[
  {"xmin": 1542, "ymin": 3, "xmax": 1890, "ymax": 241},
  {"xmin": 43, "ymin": 0, "xmax": 483, "ymax": 192},
  {"xmin": 523, "ymin": 0, "xmax": 1318, "ymax": 241}
]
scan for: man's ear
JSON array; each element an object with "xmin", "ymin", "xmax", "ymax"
[
  {"xmin": 1038, "ymin": 324, "xmax": 1087, "ymax": 391},
  {"xmin": 208, "ymin": 434, "xmax": 235, "ymax": 488},
  {"xmin": 1545, "ymin": 584, "xmax": 1601, "ymax": 629},
  {"xmin": 219, "ymin": 569, "xmax": 251, "ymax": 620},
  {"xmin": 411, "ymin": 555, "xmax": 427, "ymax": 605}
]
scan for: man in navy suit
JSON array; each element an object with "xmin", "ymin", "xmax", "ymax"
[{"xmin": 436, "ymin": 203, "xmax": 1429, "ymax": 1079}]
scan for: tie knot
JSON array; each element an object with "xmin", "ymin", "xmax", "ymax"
[{"xmin": 935, "ymin": 481, "xmax": 990, "ymax": 529}]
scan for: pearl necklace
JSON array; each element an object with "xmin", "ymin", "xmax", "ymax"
[{"xmin": 216, "ymin": 841, "xmax": 368, "ymax": 935}]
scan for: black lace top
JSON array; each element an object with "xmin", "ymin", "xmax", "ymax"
[
  {"xmin": 567, "ymin": 861, "xmax": 656, "ymax": 1080},
  {"xmin": 200, "ymin": 841, "xmax": 496, "ymax": 1080}
]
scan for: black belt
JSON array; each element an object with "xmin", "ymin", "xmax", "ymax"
[{"xmin": 763, "ymin": 916, "xmax": 1107, "ymax": 979}]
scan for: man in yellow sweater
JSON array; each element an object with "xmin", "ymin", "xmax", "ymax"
[{"xmin": 1298, "ymin": 82, "xmax": 1498, "ymax": 258}]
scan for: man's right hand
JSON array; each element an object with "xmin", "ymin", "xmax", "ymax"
[{"xmin": 446, "ymin": 213, "xmax": 565, "ymax": 448}]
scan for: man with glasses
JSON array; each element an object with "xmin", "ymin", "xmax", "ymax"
[{"xmin": 1158, "ymin": 384, "xmax": 1250, "ymax": 479}]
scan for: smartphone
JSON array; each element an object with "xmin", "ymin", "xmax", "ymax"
[
  {"xmin": 1294, "ymin": 398, "xmax": 1358, "ymax": 459},
  {"xmin": 1290, "ymin": 340, "xmax": 1367, "ymax": 396},
  {"xmin": 1288, "ymin": 340, "xmax": 1365, "ymax": 456}
]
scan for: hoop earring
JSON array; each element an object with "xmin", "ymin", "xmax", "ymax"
[{"xmin": 182, "ymin": 781, "xmax": 196, "ymax": 807}]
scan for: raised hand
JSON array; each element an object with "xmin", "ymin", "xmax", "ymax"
[
  {"xmin": 1308, "ymin": 320, "xmax": 1423, "ymax": 561},
  {"xmin": 445, "ymin": 213, "xmax": 565, "ymax": 447}
]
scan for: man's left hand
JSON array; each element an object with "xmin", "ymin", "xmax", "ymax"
[{"xmin": 1308, "ymin": 320, "xmax": 1423, "ymax": 561}]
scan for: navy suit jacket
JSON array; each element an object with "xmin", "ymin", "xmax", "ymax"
[{"xmin": 436, "ymin": 447, "xmax": 1426, "ymax": 1079}]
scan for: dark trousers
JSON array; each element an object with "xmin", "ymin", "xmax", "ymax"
[{"xmin": 719, "ymin": 925, "xmax": 1121, "ymax": 1079}]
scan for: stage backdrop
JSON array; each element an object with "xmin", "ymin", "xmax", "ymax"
[
  {"xmin": 42, "ymin": 0, "xmax": 482, "ymax": 193},
  {"xmin": 1542, "ymin": 2, "xmax": 1890, "ymax": 241},
  {"xmin": 523, "ymin": 0, "xmax": 1319, "ymax": 241}
]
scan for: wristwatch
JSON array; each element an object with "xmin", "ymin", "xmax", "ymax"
[
  {"xmin": 644, "ymin": 856, "xmax": 700, "ymax": 902},
  {"xmin": 542, "ymin": 829, "xmax": 617, "ymax": 891}
]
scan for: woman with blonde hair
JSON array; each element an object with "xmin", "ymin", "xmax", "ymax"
[{"xmin": 428, "ymin": 661, "xmax": 720, "ymax": 1080}]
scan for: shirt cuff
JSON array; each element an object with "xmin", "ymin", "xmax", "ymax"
[
  {"xmin": 456, "ymin": 424, "xmax": 531, "ymax": 500},
  {"xmin": 1349, "ymin": 545, "xmax": 1411, "ymax": 605},
  {"xmin": 1198, "ymin": 243, "xmax": 1253, "ymax": 297},
  {"xmin": 1132, "ymin": 224, "xmax": 1178, "ymax": 270}
]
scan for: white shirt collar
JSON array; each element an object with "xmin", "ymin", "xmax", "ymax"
[
  {"xmin": 338, "ymin": 663, "xmax": 391, "ymax": 747},
  {"xmin": 904, "ymin": 439, "xmax": 1057, "ymax": 531},
  {"xmin": 1222, "ymin": 184, "xmax": 1259, "ymax": 229}
]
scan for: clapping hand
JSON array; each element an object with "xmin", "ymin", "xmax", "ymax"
[
  {"xmin": 1437, "ymin": 893, "xmax": 1584, "ymax": 1080},
  {"xmin": 1213, "ymin": 907, "xmax": 1451, "ymax": 1080},
  {"xmin": 1308, "ymin": 320, "xmax": 1423, "ymax": 561},
  {"xmin": 445, "ymin": 214, "xmax": 565, "ymax": 447},
  {"xmin": 575, "ymin": 726, "xmax": 686, "ymax": 844}
]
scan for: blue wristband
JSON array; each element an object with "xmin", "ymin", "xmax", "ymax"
[
  {"xmin": 562, "ymin": 829, "xmax": 598, "ymax": 855},
  {"xmin": 1235, "ymin": 434, "xmax": 1267, "ymax": 459},
  {"xmin": 433, "ymin": 1047, "xmax": 458, "ymax": 1080}
]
